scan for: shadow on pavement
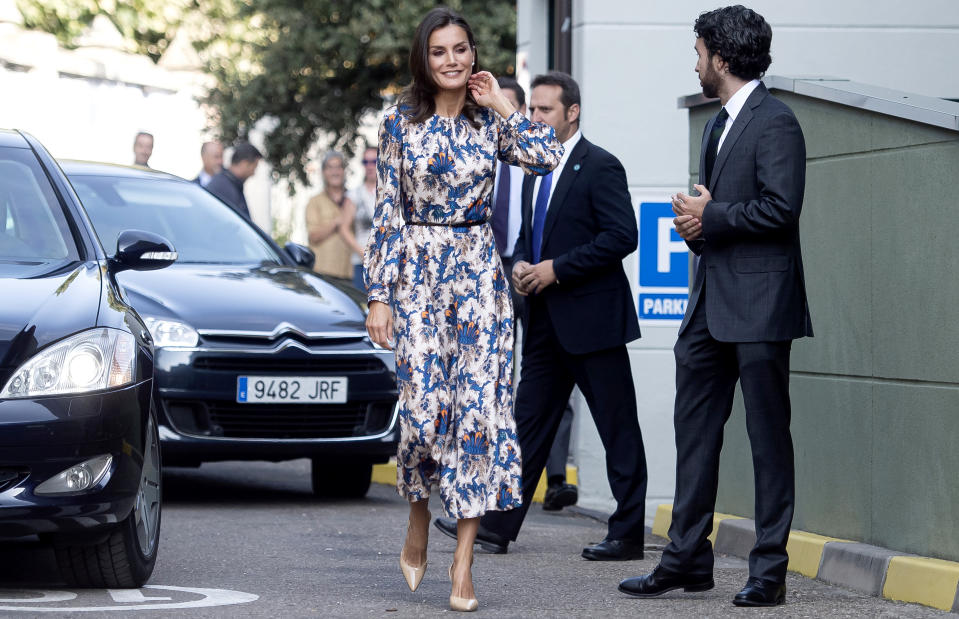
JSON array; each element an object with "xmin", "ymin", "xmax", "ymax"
[
  {"xmin": 0, "ymin": 540, "xmax": 64, "ymax": 587},
  {"xmin": 160, "ymin": 460, "xmax": 391, "ymax": 509}
]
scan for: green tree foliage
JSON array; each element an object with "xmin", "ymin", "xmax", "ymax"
[
  {"xmin": 197, "ymin": 0, "xmax": 517, "ymax": 188},
  {"xmin": 15, "ymin": 0, "xmax": 195, "ymax": 62},
  {"xmin": 15, "ymin": 0, "xmax": 517, "ymax": 188}
]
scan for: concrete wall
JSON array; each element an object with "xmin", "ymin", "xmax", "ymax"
[
  {"xmin": 518, "ymin": 0, "xmax": 959, "ymax": 524},
  {"xmin": 682, "ymin": 90, "xmax": 959, "ymax": 562}
]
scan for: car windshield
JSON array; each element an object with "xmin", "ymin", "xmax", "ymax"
[
  {"xmin": 0, "ymin": 146, "xmax": 79, "ymax": 265},
  {"xmin": 70, "ymin": 175, "xmax": 283, "ymax": 265}
]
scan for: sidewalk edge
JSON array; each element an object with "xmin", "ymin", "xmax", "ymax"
[{"xmin": 654, "ymin": 503, "xmax": 959, "ymax": 614}]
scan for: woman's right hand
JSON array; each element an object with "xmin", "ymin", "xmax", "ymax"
[{"xmin": 366, "ymin": 300, "xmax": 394, "ymax": 350}]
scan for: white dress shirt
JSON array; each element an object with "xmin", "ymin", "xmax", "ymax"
[
  {"xmin": 718, "ymin": 79, "xmax": 760, "ymax": 151},
  {"xmin": 493, "ymin": 161, "xmax": 525, "ymax": 257}
]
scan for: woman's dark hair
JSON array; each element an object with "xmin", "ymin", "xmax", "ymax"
[
  {"xmin": 694, "ymin": 5, "xmax": 772, "ymax": 81},
  {"xmin": 399, "ymin": 6, "xmax": 481, "ymax": 128}
]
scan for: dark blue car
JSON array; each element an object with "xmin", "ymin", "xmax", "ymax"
[
  {"xmin": 0, "ymin": 130, "xmax": 175, "ymax": 586},
  {"xmin": 60, "ymin": 161, "xmax": 399, "ymax": 499}
]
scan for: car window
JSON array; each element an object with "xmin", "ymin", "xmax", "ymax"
[
  {"xmin": 70, "ymin": 176, "xmax": 284, "ymax": 265},
  {"xmin": 0, "ymin": 146, "xmax": 78, "ymax": 263}
]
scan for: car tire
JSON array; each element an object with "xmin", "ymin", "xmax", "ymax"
[
  {"xmin": 311, "ymin": 458, "xmax": 372, "ymax": 498},
  {"xmin": 55, "ymin": 412, "xmax": 162, "ymax": 587}
]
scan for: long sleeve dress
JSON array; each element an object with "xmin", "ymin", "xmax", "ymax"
[{"xmin": 364, "ymin": 105, "xmax": 562, "ymax": 518}]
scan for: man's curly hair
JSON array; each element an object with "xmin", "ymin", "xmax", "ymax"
[{"xmin": 694, "ymin": 5, "xmax": 772, "ymax": 81}]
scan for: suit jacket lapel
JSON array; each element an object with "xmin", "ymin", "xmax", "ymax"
[
  {"xmin": 542, "ymin": 137, "xmax": 589, "ymax": 247},
  {"xmin": 708, "ymin": 83, "xmax": 769, "ymax": 193},
  {"xmin": 699, "ymin": 116, "xmax": 713, "ymax": 184}
]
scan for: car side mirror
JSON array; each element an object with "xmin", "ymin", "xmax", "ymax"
[
  {"xmin": 285, "ymin": 242, "xmax": 315, "ymax": 269},
  {"xmin": 110, "ymin": 229, "xmax": 177, "ymax": 272}
]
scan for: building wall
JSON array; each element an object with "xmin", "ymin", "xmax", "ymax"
[
  {"xmin": 684, "ymin": 90, "xmax": 959, "ymax": 561},
  {"xmin": 517, "ymin": 0, "xmax": 959, "ymax": 521}
]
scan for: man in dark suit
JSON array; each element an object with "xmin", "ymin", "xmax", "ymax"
[
  {"xmin": 192, "ymin": 141, "xmax": 223, "ymax": 188},
  {"xmin": 436, "ymin": 71, "xmax": 648, "ymax": 561},
  {"xmin": 206, "ymin": 141, "xmax": 262, "ymax": 219},
  {"xmin": 619, "ymin": 6, "xmax": 812, "ymax": 607}
]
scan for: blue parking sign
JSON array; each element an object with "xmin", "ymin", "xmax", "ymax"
[
  {"xmin": 639, "ymin": 202, "xmax": 688, "ymax": 288},
  {"xmin": 637, "ymin": 201, "xmax": 689, "ymax": 322}
]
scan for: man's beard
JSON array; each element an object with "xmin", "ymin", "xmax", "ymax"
[{"xmin": 701, "ymin": 65, "xmax": 721, "ymax": 99}]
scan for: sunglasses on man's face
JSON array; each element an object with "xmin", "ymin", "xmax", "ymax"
[{"xmin": 363, "ymin": 158, "xmax": 377, "ymax": 165}]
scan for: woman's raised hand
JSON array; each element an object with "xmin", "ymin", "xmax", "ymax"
[{"xmin": 468, "ymin": 71, "xmax": 514, "ymax": 118}]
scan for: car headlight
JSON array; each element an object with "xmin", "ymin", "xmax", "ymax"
[
  {"xmin": 0, "ymin": 328, "xmax": 137, "ymax": 399},
  {"xmin": 143, "ymin": 317, "xmax": 199, "ymax": 348}
]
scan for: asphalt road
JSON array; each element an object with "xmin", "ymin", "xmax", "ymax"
[{"xmin": 0, "ymin": 460, "xmax": 946, "ymax": 617}]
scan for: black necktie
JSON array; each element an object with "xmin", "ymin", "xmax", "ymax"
[
  {"xmin": 491, "ymin": 161, "xmax": 510, "ymax": 254},
  {"xmin": 704, "ymin": 107, "xmax": 729, "ymax": 187}
]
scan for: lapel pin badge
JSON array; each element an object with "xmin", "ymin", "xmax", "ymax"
[{"xmin": 573, "ymin": 163, "xmax": 581, "ymax": 171}]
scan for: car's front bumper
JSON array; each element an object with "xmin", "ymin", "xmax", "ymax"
[
  {"xmin": 153, "ymin": 341, "xmax": 399, "ymax": 464},
  {"xmin": 0, "ymin": 381, "xmax": 152, "ymax": 539}
]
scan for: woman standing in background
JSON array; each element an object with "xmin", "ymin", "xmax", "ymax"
[{"xmin": 306, "ymin": 151, "xmax": 363, "ymax": 287}]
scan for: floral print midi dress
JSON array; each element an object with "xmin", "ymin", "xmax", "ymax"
[{"xmin": 364, "ymin": 106, "xmax": 562, "ymax": 518}]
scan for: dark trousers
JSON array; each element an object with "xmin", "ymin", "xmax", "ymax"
[
  {"xmin": 481, "ymin": 297, "xmax": 648, "ymax": 541},
  {"xmin": 660, "ymin": 296, "xmax": 795, "ymax": 583},
  {"xmin": 545, "ymin": 403, "xmax": 573, "ymax": 482}
]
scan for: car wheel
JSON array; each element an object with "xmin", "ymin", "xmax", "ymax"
[
  {"xmin": 55, "ymin": 412, "xmax": 162, "ymax": 587},
  {"xmin": 311, "ymin": 458, "xmax": 372, "ymax": 498}
]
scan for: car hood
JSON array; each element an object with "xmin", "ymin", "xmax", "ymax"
[
  {"xmin": 117, "ymin": 264, "xmax": 366, "ymax": 334},
  {"xmin": 0, "ymin": 261, "xmax": 102, "ymax": 367}
]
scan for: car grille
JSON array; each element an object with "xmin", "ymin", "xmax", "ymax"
[
  {"xmin": 163, "ymin": 400, "xmax": 394, "ymax": 440},
  {"xmin": 193, "ymin": 357, "xmax": 384, "ymax": 373}
]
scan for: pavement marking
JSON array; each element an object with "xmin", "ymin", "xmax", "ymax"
[
  {"xmin": 0, "ymin": 585, "xmax": 258, "ymax": 612},
  {"xmin": 107, "ymin": 589, "xmax": 172, "ymax": 602},
  {"xmin": 0, "ymin": 591, "xmax": 77, "ymax": 603},
  {"xmin": 883, "ymin": 555, "xmax": 959, "ymax": 611}
]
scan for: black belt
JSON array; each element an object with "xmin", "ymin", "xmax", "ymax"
[{"xmin": 404, "ymin": 219, "xmax": 487, "ymax": 227}]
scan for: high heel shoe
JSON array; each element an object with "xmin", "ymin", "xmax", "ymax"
[
  {"xmin": 400, "ymin": 517, "xmax": 429, "ymax": 592},
  {"xmin": 399, "ymin": 555, "xmax": 427, "ymax": 592},
  {"xmin": 449, "ymin": 562, "xmax": 479, "ymax": 612}
]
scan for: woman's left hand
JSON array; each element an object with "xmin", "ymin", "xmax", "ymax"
[{"xmin": 468, "ymin": 71, "xmax": 513, "ymax": 117}]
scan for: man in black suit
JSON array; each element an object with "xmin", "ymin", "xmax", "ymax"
[
  {"xmin": 619, "ymin": 6, "xmax": 812, "ymax": 607},
  {"xmin": 436, "ymin": 71, "xmax": 648, "ymax": 561}
]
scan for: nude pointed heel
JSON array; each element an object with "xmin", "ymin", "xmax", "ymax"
[
  {"xmin": 400, "ymin": 555, "xmax": 427, "ymax": 592},
  {"xmin": 449, "ymin": 562, "xmax": 479, "ymax": 612},
  {"xmin": 400, "ymin": 516, "xmax": 429, "ymax": 592}
]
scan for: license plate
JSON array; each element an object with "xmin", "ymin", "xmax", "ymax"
[{"xmin": 236, "ymin": 376, "xmax": 348, "ymax": 404}]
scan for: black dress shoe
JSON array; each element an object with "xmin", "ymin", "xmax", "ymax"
[
  {"xmin": 581, "ymin": 537, "xmax": 644, "ymax": 561},
  {"xmin": 618, "ymin": 565, "xmax": 715, "ymax": 597},
  {"xmin": 542, "ymin": 483, "xmax": 578, "ymax": 511},
  {"xmin": 733, "ymin": 577, "xmax": 786, "ymax": 607},
  {"xmin": 432, "ymin": 517, "xmax": 509, "ymax": 554}
]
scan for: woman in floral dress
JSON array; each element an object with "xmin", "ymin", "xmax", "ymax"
[{"xmin": 363, "ymin": 7, "xmax": 561, "ymax": 612}]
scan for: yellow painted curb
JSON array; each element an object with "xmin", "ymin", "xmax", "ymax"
[
  {"xmin": 883, "ymin": 555, "xmax": 959, "ymax": 611},
  {"xmin": 652, "ymin": 504, "xmax": 672, "ymax": 538},
  {"xmin": 785, "ymin": 530, "xmax": 841, "ymax": 578},
  {"xmin": 649, "ymin": 503, "xmax": 742, "ymax": 543},
  {"xmin": 371, "ymin": 461, "xmax": 396, "ymax": 486},
  {"xmin": 370, "ymin": 460, "xmax": 578, "ymax": 505}
]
